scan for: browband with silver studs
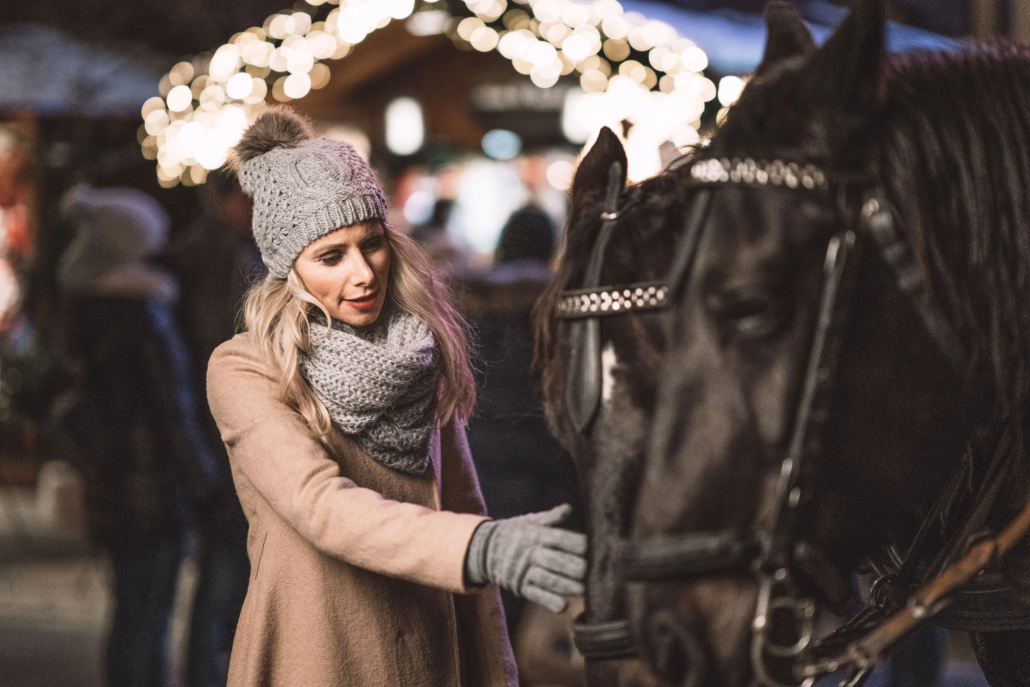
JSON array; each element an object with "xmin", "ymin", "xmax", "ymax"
[
  {"xmin": 690, "ymin": 157, "xmax": 830, "ymax": 191},
  {"xmin": 558, "ymin": 283, "xmax": 669, "ymax": 318}
]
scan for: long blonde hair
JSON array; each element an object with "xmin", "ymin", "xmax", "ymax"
[{"xmin": 241, "ymin": 223, "xmax": 476, "ymax": 438}]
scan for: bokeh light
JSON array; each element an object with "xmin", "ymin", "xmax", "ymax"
[
  {"xmin": 718, "ymin": 75, "xmax": 746, "ymax": 107},
  {"xmin": 481, "ymin": 129, "xmax": 522, "ymax": 160},
  {"xmin": 385, "ymin": 97, "xmax": 424, "ymax": 155},
  {"xmin": 143, "ymin": 0, "xmax": 714, "ymax": 186}
]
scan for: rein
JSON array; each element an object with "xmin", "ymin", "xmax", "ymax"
[{"xmin": 556, "ymin": 155, "xmax": 1030, "ymax": 684}]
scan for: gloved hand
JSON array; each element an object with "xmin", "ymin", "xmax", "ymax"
[{"xmin": 464, "ymin": 504, "xmax": 587, "ymax": 613}]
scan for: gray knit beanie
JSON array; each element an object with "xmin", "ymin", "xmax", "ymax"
[{"xmin": 226, "ymin": 106, "xmax": 388, "ymax": 279}]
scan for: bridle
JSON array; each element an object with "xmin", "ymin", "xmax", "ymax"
[{"xmin": 557, "ymin": 155, "xmax": 1030, "ymax": 684}]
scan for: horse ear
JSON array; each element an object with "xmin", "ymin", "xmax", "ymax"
[
  {"xmin": 571, "ymin": 127, "xmax": 627, "ymax": 219},
  {"xmin": 799, "ymin": 0, "xmax": 886, "ymax": 132},
  {"xmin": 755, "ymin": 2, "xmax": 815, "ymax": 77}
]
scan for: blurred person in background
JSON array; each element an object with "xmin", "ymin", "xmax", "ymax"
[
  {"xmin": 169, "ymin": 171, "xmax": 264, "ymax": 687},
  {"xmin": 409, "ymin": 165, "xmax": 473, "ymax": 278},
  {"xmin": 458, "ymin": 205, "xmax": 585, "ymax": 638},
  {"xmin": 410, "ymin": 197, "xmax": 470, "ymax": 277},
  {"xmin": 409, "ymin": 194, "xmax": 473, "ymax": 278},
  {"xmin": 57, "ymin": 186, "xmax": 220, "ymax": 687}
]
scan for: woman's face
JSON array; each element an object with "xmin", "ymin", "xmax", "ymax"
[{"xmin": 294, "ymin": 221, "xmax": 392, "ymax": 328}]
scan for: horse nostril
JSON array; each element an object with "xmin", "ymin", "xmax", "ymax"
[{"xmin": 648, "ymin": 610, "xmax": 708, "ymax": 687}]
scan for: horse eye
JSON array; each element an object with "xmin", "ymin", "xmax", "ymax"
[
  {"xmin": 709, "ymin": 290, "xmax": 782, "ymax": 335},
  {"xmin": 725, "ymin": 296, "xmax": 771, "ymax": 320}
]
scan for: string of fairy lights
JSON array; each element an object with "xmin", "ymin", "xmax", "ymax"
[{"xmin": 140, "ymin": 0, "xmax": 720, "ymax": 187}]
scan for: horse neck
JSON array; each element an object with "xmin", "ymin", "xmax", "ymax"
[{"xmin": 877, "ymin": 46, "xmax": 1030, "ymax": 501}]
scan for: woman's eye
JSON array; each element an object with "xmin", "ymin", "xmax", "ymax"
[
  {"xmin": 362, "ymin": 239, "xmax": 382, "ymax": 252},
  {"xmin": 320, "ymin": 254, "xmax": 341, "ymax": 266}
]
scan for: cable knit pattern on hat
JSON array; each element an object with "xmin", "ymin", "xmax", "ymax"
[
  {"xmin": 239, "ymin": 138, "xmax": 388, "ymax": 278},
  {"xmin": 299, "ymin": 305, "xmax": 440, "ymax": 475}
]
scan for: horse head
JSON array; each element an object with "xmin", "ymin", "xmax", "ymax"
[
  {"xmin": 534, "ymin": 126, "xmax": 706, "ymax": 685},
  {"xmin": 624, "ymin": 2, "xmax": 1030, "ymax": 685}
]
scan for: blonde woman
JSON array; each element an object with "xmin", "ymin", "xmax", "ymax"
[{"xmin": 206, "ymin": 107, "xmax": 586, "ymax": 687}]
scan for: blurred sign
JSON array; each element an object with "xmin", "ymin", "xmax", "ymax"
[
  {"xmin": 472, "ymin": 82, "xmax": 571, "ymax": 112},
  {"xmin": 471, "ymin": 81, "xmax": 574, "ymax": 148}
]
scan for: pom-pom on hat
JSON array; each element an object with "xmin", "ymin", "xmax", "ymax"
[{"xmin": 226, "ymin": 105, "xmax": 388, "ymax": 279}]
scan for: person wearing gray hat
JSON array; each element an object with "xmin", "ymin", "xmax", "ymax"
[{"xmin": 205, "ymin": 106, "xmax": 585, "ymax": 686}]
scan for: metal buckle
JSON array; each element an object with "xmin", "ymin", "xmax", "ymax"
[{"xmin": 751, "ymin": 566, "xmax": 816, "ymax": 687}]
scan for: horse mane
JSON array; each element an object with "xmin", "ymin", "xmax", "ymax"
[{"xmin": 879, "ymin": 44, "xmax": 1030, "ymax": 466}]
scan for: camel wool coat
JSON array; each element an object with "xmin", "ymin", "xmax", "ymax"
[{"xmin": 207, "ymin": 333, "xmax": 519, "ymax": 687}]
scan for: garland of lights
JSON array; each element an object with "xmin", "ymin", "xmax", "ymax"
[{"xmin": 141, "ymin": 0, "xmax": 719, "ymax": 187}]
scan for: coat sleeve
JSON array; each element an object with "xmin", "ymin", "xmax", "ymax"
[{"xmin": 207, "ymin": 338, "xmax": 487, "ymax": 594}]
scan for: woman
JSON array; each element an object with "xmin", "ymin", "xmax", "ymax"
[{"xmin": 207, "ymin": 107, "xmax": 586, "ymax": 687}]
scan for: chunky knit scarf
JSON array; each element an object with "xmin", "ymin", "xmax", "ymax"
[{"xmin": 299, "ymin": 306, "xmax": 440, "ymax": 475}]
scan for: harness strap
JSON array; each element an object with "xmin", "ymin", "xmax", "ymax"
[
  {"xmin": 862, "ymin": 198, "xmax": 966, "ymax": 371},
  {"xmin": 801, "ymin": 494, "xmax": 1030, "ymax": 681},
  {"xmin": 571, "ymin": 615, "xmax": 638, "ymax": 659},
  {"xmin": 566, "ymin": 162, "xmax": 624, "ymax": 433},
  {"xmin": 766, "ymin": 230, "xmax": 858, "ymax": 569},
  {"xmin": 666, "ymin": 189, "xmax": 712, "ymax": 300},
  {"xmin": 619, "ymin": 532, "xmax": 758, "ymax": 581}
]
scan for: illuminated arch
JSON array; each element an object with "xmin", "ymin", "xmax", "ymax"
[{"xmin": 140, "ymin": 0, "xmax": 715, "ymax": 186}]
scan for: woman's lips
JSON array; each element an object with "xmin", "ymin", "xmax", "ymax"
[{"xmin": 345, "ymin": 292, "xmax": 377, "ymax": 311}]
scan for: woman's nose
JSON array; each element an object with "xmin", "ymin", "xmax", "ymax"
[{"xmin": 348, "ymin": 251, "xmax": 375, "ymax": 286}]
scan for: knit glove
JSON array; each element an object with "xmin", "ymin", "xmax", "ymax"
[{"xmin": 465, "ymin": 504, "xmax": 587, "ymax": 613}]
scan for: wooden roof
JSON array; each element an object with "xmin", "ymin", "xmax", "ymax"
[{"xmin": 289, "ymin": 20, "xmax": 516, "ymax": 151}]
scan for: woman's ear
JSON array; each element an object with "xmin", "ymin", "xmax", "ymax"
[{"xmin": 570, "ymin": 127, "xmax": 627, "ymax": 227}]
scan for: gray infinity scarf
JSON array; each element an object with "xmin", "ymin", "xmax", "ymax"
[{"xmin": 299, "ymin": 305, "xmax": 440, "ymax": 475}]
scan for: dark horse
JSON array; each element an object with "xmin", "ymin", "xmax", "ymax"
[
  {"xmin": 615, "ymin": 3, "xmax": 1030, "ymax": 687},
  {"xmin": 534, "ymin": 126, "xmax": 709, "ymax": 684}
]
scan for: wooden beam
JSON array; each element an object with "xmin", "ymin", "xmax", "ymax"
[
  {"xmin": 1013, "ymin": 0, "xmax": 1030, "ymax": 42},
  {"xmin": 969, "ymin": 0, "xmax": 1000, "ymax": 38},
  {"xmin": 294, "ymin": 21, "xmax": 452, "ymax": 120}
]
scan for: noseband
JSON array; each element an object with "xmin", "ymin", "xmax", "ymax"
[{"xmin": 556, "ymin": 156, "xmax": 1030, "ymax": 683}]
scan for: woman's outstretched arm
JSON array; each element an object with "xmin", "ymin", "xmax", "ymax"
[{"xmin": 207, "ymin": 336, "xmax": 487, "ymax": 593}]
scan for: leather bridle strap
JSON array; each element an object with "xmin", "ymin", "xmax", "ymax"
[
  {"xmin": 862, "ymin": 198, "xmax": 966, "ymax": 371},
  {"xmin": 619, "ymin": 532, "xmax": 758, "ymax": 581},
  {"xmin": 557, "ymin": 190, "xmax": 713, "ymax": 322},
  {"xmin": 562, "ymin": 184, "xmax": 713, "ymax": 434},
  {"xmin": 566, "ymin": 162, "xmax": 625, "ymax": 433},
  {"xmin": 765, "ymin": 229, "xmax": 859, "ymax": 571},
  {"xmin": 664, "ymin": 188, "xmax": 713, "ymax": 301},
  {"xmin": 571, "ymin": 615, "xmax": 637, "ymax": 660}
]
